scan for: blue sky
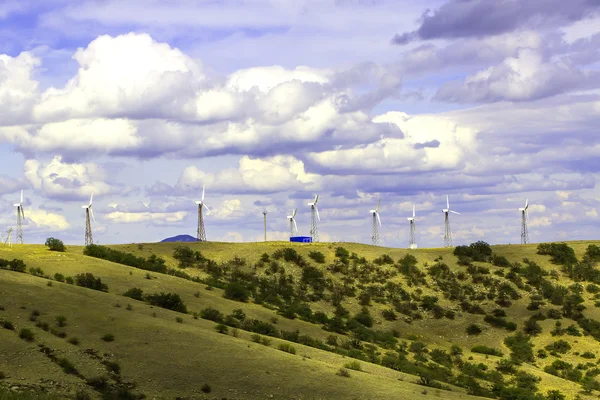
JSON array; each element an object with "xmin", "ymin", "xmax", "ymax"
[{"xmin": 0, "ymin": 0, "xmax": 599, "ymax": 247}]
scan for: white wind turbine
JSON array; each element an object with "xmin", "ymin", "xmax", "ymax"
[
  {"xmin": 13, "ymin": 190, "xmax": 25, "ymax": 244},
  {"xmin": 308, "ymin": 194, "xmax": 321, "ymax": 242},
  {"xmin": 443, "ymin": 195, "xmax": 460, "ymax": 248},
  {"xmin": 83, "ymin": 193, "xmax": 95, "ymax": 246},
  {"xmin": 370, "ymin": 200, "xmax": 382, "ymax": 246},
  {"xmin": 519, "ymin": 198, "xmax": 530, "ymax": 244},
  {"xmin": 195, "ymin": 185, "xmax": 211, "ymax": 242},
  {"xmin": 407, "ymin": 204, "xmax": 417, "ymax": 249},
  {"xmin": 287, "ymin": 208, "xmax": 298, "ymax": 237}
]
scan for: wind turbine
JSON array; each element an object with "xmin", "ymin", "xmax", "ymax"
[
  {"xmin": 519, "ymin": 199, "xmax": 530, "ymax": 244},
  {"xmin": 443, "ymin": 195, "xmax": 460, "ymax": 247},
  {"xmin": 13, "ymin": 190, "xmax": 24, "ymax": 244},
  {"xmin": 407, "ymin": 204, "xmax": 417, "ymax": 249},
  {"xmin": 3, "ymin": 228, "xmax": 12, "ymax": 247},
  {"xmin": 370, "ymin": 200, "xmax": 382, "ymax": 246},
  {"xmin": 82, "ymin": 193, "xmax": 95, "ymax": 246},
  {"xmin": 195, "ymin": 185, "xmax": 211, "ymax": 242},
  {"xmin": 263, "ymin": 209, "xmax": 268, "ymax": 242},
  {"xmin": 308, "ymin": 194, "xmax": 320, "ymax": 242},
  {"xmin": 287, "ymin": 209, "xmax": 298, "ymax": 237}
]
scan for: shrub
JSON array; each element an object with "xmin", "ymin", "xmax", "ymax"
[
  {"xmin": 337, "ymin": 368, "xmax": 350, "ymax": 377},
  {"xmin": 382, "ymin": 309, "xmax": 397, "ymax": 321},
  {"xmin": 53, "ymin": 273, "xmax": 65, "ymax": 282},
  {"xmin": 492, "ymin": 255, "xmax": 511, "ymax": 267},
  {"xmin": 504, "ymin": 332, "xmax": 534, "ymax": 363},
  {"xmin": 471, "ymin": 346, "xmax": 503, "ymax": 357},
  {"xmin": 58, "ymin": 358, "xmax": 78, "ymax": 375},
  {"xmin": 101, "ymin": 333, "xmax": 115, "ymax": 342},
  {"xmin": 224, "ymin": 282, "xmax": 250, "ymax": 302},
  {"xmin": 215, "ymin": 324, "xmax": 229, "ymax": 334},
  {"xmin": 523, "ymin": 318, "xmax": 542, "ymax": 336},
  {"xmin": 56, "ymin": 315, "xmax": 67, "ymax": 327},
  {"xmin": 231, "ymin": 309, "xmax": 246, "ymax": 321},
  {"xmin": 176, "ymin": 317, "xmax": 183, "ymax": 323},
  {"xmin": 201, "ymin": 383, "xmax": 211, "ymax": 393},
  {"xmin": 103, "ymin": 360, "xmax": 121, "ymax": 375},
  {"xmin": 200, "ymin": 307, "xmax": 224, "ymax": 323},
  {"xmin": 19, "ymin": 328, "xmax": 34, "ymax": 342},
  {"xmin": 65, "ymin": 276, "xmax": 74, "ymax": 284},
  {"xmin": 86, "ymin": 376, "xmax": 109, "ymax": 391},
  {"xmin": 344, "ymin": 361, "xmax": 362, "ymax": 371},
  {"xmin": 466, "ymin": 324, "xmax": 482, "ymax": 335},
  {"xmin": 146, "ymin": 292, "xmax": 187, "ymax": 313},
  {"xmin": 67, "ymin": 337, "xmax": 80, "ymax": 345},
  {"xmin": 308, "ymin": 251, "xmax": 325, "ymax": 264},
  {"xmin": 123, "ymin": 287, "xmax": 144, "ymax": 301},
  {"xmin": 545, "ymin": 340, "xmax": 571, "ymax": 354},
  {"xmin": 45, "ymin": 237, "xmax": 66, "ymax": 252},
  {"xmin": 581, "ymin": 351, "xmax": 596, "ymax": 359},
  {"xmin": 278, "ymin": 343, "xmax": 296, "ymax": 354},
  {"xmin": 1, "ymin": 320, "xmax": 14, "ymax": 330},
  {"xmin": 75, "ymin": 273, "xmax": 108, "ymax": 292}
]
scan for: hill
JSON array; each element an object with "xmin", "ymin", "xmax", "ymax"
[
  {"xmin": 1, "ymin": 240, "xmax": 600, "ymax": 399},
  {"xmin": 160, "ymin": 234, "xmax": 198, "ymax": 243}
]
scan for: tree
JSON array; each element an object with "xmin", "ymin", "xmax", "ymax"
[
  {"xmin": 224, "ymin": 282, "xmax": 250, "ymax": 302},
  {"xmin": 546, "ymin": 390, "xmax": 565, "ymax": 400},
  {"xmin": 45, "ymin": 237, "xmax": 66, "ymax": 252}
]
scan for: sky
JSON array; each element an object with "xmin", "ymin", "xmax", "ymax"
[{"xmin": 0, "ymin": 0, "xmax": 599, "ymax": 247}]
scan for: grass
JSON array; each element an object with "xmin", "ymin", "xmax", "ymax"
[{"xmin": 1, "ymin": 240, "xmax": 599, "ymax": 399}]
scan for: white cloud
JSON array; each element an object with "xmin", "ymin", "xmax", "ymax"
[
  {"xmin": 104, "ymin": 211, "xmax": 187, "ymax": 224},
  {"xmin": 27, "ymin": 209, "xmax": 70, "ymax": 231},
  {"xmin": 24, "ymin": 156, "xmax": 113, "ymax": 200},
  {"xmin": 0, "ymin": 51, "xmax": 39, "ymax": 125}
]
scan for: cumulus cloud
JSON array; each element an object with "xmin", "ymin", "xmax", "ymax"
[
  {"xmin": 104, "ymin": 211, "xmax": 187, "ymax": 225},
  {"xmin": 26, "ymin": 209, "xmax": 70, "ymax": 231},
  {"xmin": 435, "ymin": 48, "xmax": 600, "ymax": 102},
  {"xmin": 306, "ymin": 111, "xmax": 477, "ymax": 174},
  {"xmin": 24, "ymin": 156, "xmax": 116, "ymax": 200},
  {"xmin": 0, "ymin": 51, "xmax": 39, "ymax": 125}
]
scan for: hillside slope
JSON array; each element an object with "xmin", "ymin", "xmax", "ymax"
[{"xmin": 0, "ymin": 244, "xmax": 481, "ymax": 400}]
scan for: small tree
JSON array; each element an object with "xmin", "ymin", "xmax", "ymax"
[{"xmin": 45, "ymin": 237, "xmax": 66, "ymax": 252}]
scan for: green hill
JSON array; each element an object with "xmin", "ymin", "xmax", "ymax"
[{"xmin": 1, "ymin": 240, "xmax": 599, "ymax": 399}]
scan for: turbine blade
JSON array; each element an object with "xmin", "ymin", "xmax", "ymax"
[
  {"xmin": 90, "ymin": 192, "xmax": 93, "ymax": 206},
  {"xmin": 293, "ymin": 219, "xmax": 298, "ymax": 233},
  {"xmin": 450, "ymin": 210, "xmax": 460, "ymax": 215},
  {"xmin": 315, "ymin": 194, "xmax": 319, "ymax": 204},
  {"xmin": 293, "ymin": 208, "xmax": 297, "ymax": 217},
  {"xmin": 20, "ymin": 189, "xmax": 23, "ymax": 204},
  {"xmin": 413, "ymin": 204, "xmax": 415, "ymax": 218},
  {"xmin": 376, "ymin": 212, "xmax": 382, "ymax": 227},
  {"xmin": 90, "ymin": 207, "xmax": 96, "ymax": 222},
  {"xmin": 202, "ymin": 185, "xmax": 205, "ymax": 201},
  {"xmin": 21, "ymin": 207, "xmax": 25, "ymax": 219},
  {"xmin": 315, "ymin": 206, "xmax": 320, "ymax": 221},
  {"xmin": 446, "ymin": 195, "xmax": 449, "ymax": 209},
  {"xmin": 376, "ymin": 199, "xmax": 380, "ymax": 212},
  {"xmin": 203, "ymin": 203, "xmax": 211, "ymax": 214}
]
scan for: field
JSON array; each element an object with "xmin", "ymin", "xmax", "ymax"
[{"xmin": 0, "ymin": 239, "xmax": 599, "ymax": 399}]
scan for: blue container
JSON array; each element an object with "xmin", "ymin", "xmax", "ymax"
[{"xmin": 290, "ymin": 236, "xmax": 312, "ymax": 243}]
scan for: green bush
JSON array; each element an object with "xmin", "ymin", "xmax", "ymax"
[
  {"xmin": 466, "ymin": 324, "xmax": 482, "ymax": 335},
  {"xmin": 278, "ymin": 343, "xmax": 296, "ymax": 354},
  {"xmin": 381, "ymin": 309, "xmax": 397, "ymax": 321},
  {"xmin": 103, "ymin": 360, "xmax": 121, "ymax": 375},
  {"xmin": 200, "ymin": 307, "xmax": 224, "ymax": 322},
  {"xmin": 146, "ymin": 292, "xmax": 187, "ymax": 313},
  {"xmin": 308, "ymin": 251, "xmax": 325, "ymax": 264},
  {"xmin": 101, "ymin": 333, "xmax": 115, "ymax": 342},
  {"xmin": 19, "ymin": 328, "xmax": 35, "ymax": 342},
  {"xmin": 58, "ymin": 358, "xmax": 78, "ymax": 375},
  {"xmin": 504, "ymin": 332, "xmax": 534, "ymax": 363},
  {"xmin": 123, "ymin": 287, "xmax": 144, "ymax": 301},
  {"xmin": 65, "ymin": 276, "xmax": 74, "ymax": 284},
  {"xmin": 67, "ymin": 337, "xmax": 80, "ymax": 345},
  {"xmin": 45, "ymin": 237, "xmax": 66, "ymax": 252},
  {"xmin": 75, "ymin": 273, "xmax": 108, "ymax": 292},
  {"xmin": 201, "ymin": 383, "xmax": 211, "ymax": 393},
  {"xmin": 344, "ymin": 361, "xmax": 362, "ymax": 371},
  {"xmin": 471, "ymin": 346, "xmax": 503, "ymax": 357},
  {"xmin": 224, "ymin": 282, "xmax": 250, "ymax": 302},
  {"xmin": 545, "ymin": 340, "xmax": 571, "ymax": 354},
  {"xmin": 8, "ymin": 259, "xmax": 26, "ymax": 272},
  {"xmin": 1, "ymin": 320, "xmax": 14, "ymax": 330},
  {"xmin": 337, "ymin": 368, "xmax": 350, "ymax": 377},
  {"xmin": 53, "ymin": 273, "xmax": 65, "ymax": 282},
  {"xmin": 215, "ymin": 324, "xmax": 229, "ymax": 334},
  {"xmin": 55, "ymin": 315, "xmax": 67, "ymax": 327}
]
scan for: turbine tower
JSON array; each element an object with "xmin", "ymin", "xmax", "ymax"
[
  {"xmin": 308, "ymin": 194, "xmax": 320, "ymax": 242},
  {"xmin": 82, "ymin": 193, "xmax": 95, "ymax": 246},
  {"xmin": 407, "ymin": 204, "xmax": 417, "ymax": 249},
  {"xmin": 13, "ymin": 190, "xmax": 24, "ymax": 244},
  {"xmin": 287, "ymin": 209, "xmax": 298, "ymax": 237},
  {"xmin": 370, "ymin": 200, "xmax": 382, "ymax": 246},
  {"xmin": 442, "ymin": 195, "xmax": 460, "ymax": 248},
  {"xmin": 263, "ymin": 210, "xmax": 268, "ymax": 242},
  {"xmin": 194, "ymin": 185, "xmax": 211, "ymax": 242},
  {"xmin": 3, "ymin": 228, "xmax": 13, "ymax": 247},
  {"xmin": 519, "ymin": 199, "xmax": 530, "ymax": 244}
]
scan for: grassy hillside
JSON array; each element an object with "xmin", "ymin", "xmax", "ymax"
[{"xmin": 1, "ymin": 239, "xmax": 600, "ymax": 399}]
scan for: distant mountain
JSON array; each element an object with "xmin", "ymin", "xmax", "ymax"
[{"xmin": 160, "ymin": 234, "xmax": 198, "ymax": 243}]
